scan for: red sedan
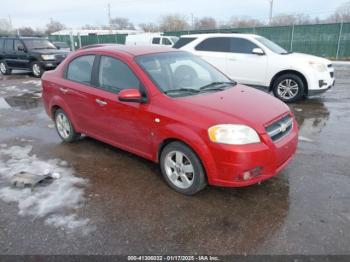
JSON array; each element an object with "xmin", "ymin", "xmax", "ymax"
[{"xmin": 42, "ymin": 45, "xmax": 298, "ymax": 195}]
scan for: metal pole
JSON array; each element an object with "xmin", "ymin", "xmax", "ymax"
[
  {"xmin": 336, "ymin": 21, "xmax": 343, "ymax": 60},
  {"xmin": 269, "ymin": 0, "xmax": 273, "ymax": 25},
  {"xmin": 78, "ymin": 33, "xmax": 82, "ymax": 48},
  {"xmin": 290, "ymin": 24, "xmax": 295, "ymax": 51},
  {"xmin": 69, "ymin": 32, "xmax": 75, "ymax": 51}
]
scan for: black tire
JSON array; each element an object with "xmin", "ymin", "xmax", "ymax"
[
  {"xmin": 272, "ymin": 73, "xmax": 305, "ymax": 103},
  {"xmin": 160, "ymin": 142, "xmax": 207, "ymax": 195},
  {"xmin": 54, "ymin": 109, "xmax": 81, "ymax": 143},
  {"xmin": 0, "ymin": 60, "xmax": 12, "ymax": 75},
  {"xmin": 31, "ymin": 61, "xmax": 44, "ymax": 78}
]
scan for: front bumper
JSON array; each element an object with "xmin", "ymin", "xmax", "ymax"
[
  {"xmin": 40, "ymin": 60, "xmax": 62, "ymax": 69},
  {"xmin": 206, "ymin": 120, "xmax": 298, "ymax": 187},
  {"xmin": 307, "ymin": 67, "xmax": 335, "ymax": 96}
]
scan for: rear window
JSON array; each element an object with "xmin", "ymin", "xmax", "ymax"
[
  {"xmin": 162, "ymin": 38, "xmax": 172, "ymax": 45},
  {"xmin": 195, "ymin": 37, "xmax": 230, "ymax": 52},
  {"xmin": 66, "ymin": 55, "xmax": 95, "ymax": 84},
  {"xmin": 152, "ymin": 37, "xmax": 160, "ymax": 44},
  {"xmin": 173, "ymin": 37, "xmax": 197, "ymax": 49}
]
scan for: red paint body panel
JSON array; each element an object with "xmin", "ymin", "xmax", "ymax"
[{"xmin": 42, "ymin": 46, "xmax": 298, "ymax": 187}]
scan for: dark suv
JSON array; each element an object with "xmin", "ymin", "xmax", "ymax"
[{"xmin": 0, "ymin": 37, "xmax": 69, "ymax": 77}]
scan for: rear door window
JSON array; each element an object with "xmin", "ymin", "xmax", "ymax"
[
  {"xmin": 4, "ymin": 39, "xmax": 14, "ymax": 51},
  {"xmin": 230, "ymin": 38, "xmax": 259, "ymax": 54},
  {"xmin": 152, "ymin": 37, "xmax": 160, "ymax": 44},
  {"xmin": 162, "ymin": 38, "xmax": 172, "ymax": 45},
  {"xmin": 98, "ymin": 56, "xmax": 140, "ymax": 94},
  {"xmin": 173, "ymin": 37, "xmax": 197, "ymax": 49},
  {"xmin": 66, "ymin": 55, "xmax": 95, "ymax": 84},
  {"xmin": 195, "ymin": 37, "xmax": 230, "ymax": 52}
]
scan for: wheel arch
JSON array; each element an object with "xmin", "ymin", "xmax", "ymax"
[{"xmin": 269, "ymin": 70, "xmax": 309, "ymax": 95}]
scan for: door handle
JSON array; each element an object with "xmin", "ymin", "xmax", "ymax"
[
  {"xmin": 60, "ymin": 88, "xmax": 69, "ymax": 94},
  {"xmin": 96, "ymin": 99, "xmax": 107, "ymax": 106}
]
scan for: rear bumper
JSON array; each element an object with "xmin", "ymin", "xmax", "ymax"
[{"xmin": 206, "ymin": 121, "xmax": 298, "ymax": 187}]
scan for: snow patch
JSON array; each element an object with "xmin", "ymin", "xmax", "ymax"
[
  {"xmin": 298, "ymin": 136, "xmax": 314, "ymax": 143},
  {"xmin": 0, "ymin": 145, "xmax": 92, "ymax": 234}
]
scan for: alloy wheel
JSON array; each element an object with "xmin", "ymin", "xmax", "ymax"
[
  {"xmin": 0, "ymin": 62, "xmax": 6, "ymax": 74},
  {"xmin": 164, "ymin": 150, "xmax": 195, "ymax": 189},
  {"xmin": 277, "ymin": 79, "xmax": 299, "ymax": 100},
  {"xmin": 56, "ymin": 113, "xmax": 71, "ymax": 139},
  {"xmin": 32, "ymin": 64, "xmax": 41, "ymax": 77}
]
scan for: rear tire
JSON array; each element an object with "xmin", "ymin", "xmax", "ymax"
[
  {"xmin": 31, "ymin": 61, "xmax": 44, "ymax": 78},
  {"xmin": 0, "ymin": 60, "xmax": 12, "ymax": 75},
  {"xmin": 54, "ymin": 109, "xmax": 81, "ymax": 143},
  {"xmin": 272, "ymin": 74, "xmax": 305, "ymax": 103},
  {"xmin": 160, "ymin": 142, "xmax": 207, "ymax": 195}
]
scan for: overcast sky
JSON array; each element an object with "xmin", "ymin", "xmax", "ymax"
[{"xmin": 0, "ymin": 0, "xmax": 347, "ymax": 28}]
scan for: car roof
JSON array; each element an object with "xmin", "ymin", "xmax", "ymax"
[
  {"xmin": 80, "ymin": 44, "xmax": 180, "ymax": 57},
  {"xmin": 180, "ymin": 33, "xmax": 259, "ymax": 38}
]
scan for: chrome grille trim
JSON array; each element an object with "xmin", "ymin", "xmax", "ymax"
[{"xmin": 266, "ymin": 115, "xmax": 293, "ymax": 142}]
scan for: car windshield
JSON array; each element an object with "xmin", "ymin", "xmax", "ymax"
[
  {"xmin": 23, "ymin": 39, "xmax": 57, "ymax": 50},
  {"xmin": 136, "ymin": 51, "xmax": 235, "ymax": 97},
  {"xmin": 255, "ymin": 36, "xmax": 289, "ymax": 54}
]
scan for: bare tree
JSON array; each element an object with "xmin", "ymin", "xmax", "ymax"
[
  {"xmin": 327, "ymin": 1, "xmax": 350, "ymax": 22},
  {"xmin": 45, "ymin": 19, "xmax": 66, "ymax": 34},
  {"xmin": 18, "ymin": 27, "xmax": 36, "ymax": 36},
  {"xmin": 139, "ymin": 23, "xmax": 159, "ymax": 32},
  {"xmin": 110, "ymin": 17, "xmax": 135, "ymax": 30},
  {"xmin": 0, "ymin": 18, "xmax": 11, "ymax": 34},
  {"xmin": 159, "ymin": 14, "xmax": 189, "ymax": 32},
  {"xmin": 81, "ymin": 24, "xmax": 101, "ymax": 30},
  {"xmin": 194, "ymin": 17, "xmax": 217, "ymax": 30},
  {"xmin": 270, "ymin": 13, "xmax": 312, "ymax": 26},
  {"xmin": 224, "ymin": 16, "xmax": 263, "ymax": 28}
]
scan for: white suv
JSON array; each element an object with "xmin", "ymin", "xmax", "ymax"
[{"xmin": 175, "ymin": 33, "xmax": 335, "ymax": 102}]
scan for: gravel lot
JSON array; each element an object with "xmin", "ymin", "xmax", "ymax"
[{"xmin": 0, "ymin": 65, "xmax": 349, "ymax": 255}]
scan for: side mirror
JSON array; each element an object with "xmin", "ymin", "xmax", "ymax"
[
  {"xmin": 252, "ymin": 48, "xmax": 265, "ymax": 56},
  {"xmin": 18, "ymin": 46, "xmax": 25, "ymax": 52},
  {"xmin": 118, "ymin": 88, "xmax": 146, "ymax": 103}
]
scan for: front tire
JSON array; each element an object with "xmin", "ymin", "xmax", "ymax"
[
  {"xmin": 31, "ymin": 61, "xmax": 44, "ymax": 78},
  {"xmin": 272, "ymin": 74, "xmax": 305, "ymax": 103},
  {"xmin": 160, "ymin": 142, "xmax": 207, "ymax": 195},
  {"xmin": 54, "ymin": 109, "xmax": 81, "ymax": 143},
  {"xmin": 0, "ymin": 60, "xmax": 12, "ymax": 75}
]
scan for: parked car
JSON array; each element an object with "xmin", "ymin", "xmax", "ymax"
[
  {"xmin": 175, "ymin": 33, "xmax": 335, "ymax": 103},
  {"xmin": 0, "ymin": 37, "xmax": 69, "ymax": 77},
  {"xmin": 125, "ymin": 33, "xmax": 179, "ymax": 46},
  {"xmin": 42, "ymin": 45, "xmax": 298, "ymax": 195},
  {"xmin": 51, "ymin": 41, "xmax": 71, "ymax": 52}
]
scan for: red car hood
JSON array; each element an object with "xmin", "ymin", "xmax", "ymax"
[{"xmin": 176, "ymin": 84, "xmax": 291, "ymax": 133}]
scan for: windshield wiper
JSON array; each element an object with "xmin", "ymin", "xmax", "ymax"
[
  {"xmin": 164, "ymin": 88, "xmax": 200, "ymax": 95},
  {"xmin": 199, "ymin": 81, "xmax": 236, "ymax": 92}
]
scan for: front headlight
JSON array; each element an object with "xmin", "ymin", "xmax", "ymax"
[
  {"xmin": 208, "ymin": 124, "xmax": 260, "ymax": 145},
  {"xmin": 309, "ymin": 61, "xmax": 327, "ymax": 72},
  {"xmin": 41, "ymin": 54, "xmax": 56, "ymax": 60}
]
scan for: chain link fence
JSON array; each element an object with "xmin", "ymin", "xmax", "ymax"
[{"xmin": 163, "ymin": 22, "xmax": 350, "ymax": 60}]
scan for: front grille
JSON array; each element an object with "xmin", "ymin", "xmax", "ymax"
[
  {"xmin": 265, "ymin": 114, "xmax": 293, "ymax": 142},
  {"xmin": 330, "ymin": 72, "xmax": 334, "ymax": 78}
]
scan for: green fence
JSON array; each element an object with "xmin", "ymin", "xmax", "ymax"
[
  {"xmin": 163, "ymin": 22, "xmax": 350, "ymax": 60},
  {"xmin": 48, "ymin": 34, "xmax": 127, "ymax": 50}
]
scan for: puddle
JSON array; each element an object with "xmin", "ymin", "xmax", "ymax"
[
  {"xmin": 0, "ymin": 144, "xmax": 94, "ymax": 235},
  {"xmin": 0, "ymin": 92, "xmax": 42, "ymax": 110}
]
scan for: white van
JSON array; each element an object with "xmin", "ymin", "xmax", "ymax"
[
  {"xmin": 125, "ymin": 33, "xmax": 179, "ymax": 47},
  {"xmin": 176, "ymin": 33, "xmax": 335, "ymax": 102}
]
